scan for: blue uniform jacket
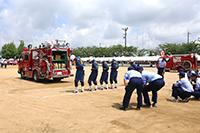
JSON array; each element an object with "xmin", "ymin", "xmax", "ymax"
[
  {"xmin": 111, "ymin": 61, "xmax": 119, "ymax": 71},
  {"xmin": 75, "ymin": 60, "xmax": 84, "ymax": 82}
]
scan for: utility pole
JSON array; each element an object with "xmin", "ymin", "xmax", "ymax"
[
  {"xmin": 187, "ymin": 32, "xmax": 190, "ymax": 44},
  {"xmin": 122, "ymin": 27, "xmax": 128, "ymax": 48}
]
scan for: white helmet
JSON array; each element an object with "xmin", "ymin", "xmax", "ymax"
[{"xmin": 70, "ymin": 55, "xmax": 76, "ymax": 61}]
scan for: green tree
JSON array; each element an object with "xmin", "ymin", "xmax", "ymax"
[
  {"xmin": 159, "ymin": 42, "xmax": 200, "ymax": 55},
  {"xmin": 137, "ymin": 49, "xmax": 149, "ymax": 56},
  {"xmin": 17, "ymin": 40, "xmax": 25, "ymax": 58},
  {"xmin": 72, "ymin": 44, "xmax": 138, "ymax": 57},
  {"xmin": 1, "ymin": 42, "xmax": 17, "ymax": 58}
]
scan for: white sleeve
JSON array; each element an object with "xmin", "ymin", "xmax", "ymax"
[{"xmin": 124, "ymin": 72, "xmax": 130, "ymax": 80}]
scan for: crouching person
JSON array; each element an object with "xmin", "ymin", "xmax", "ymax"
[
  {"xmin": 190, "ymin": 72, "xmax": 200, "ymax": 99},
  {"xmin": 120, "ymin": 67, "xmax": 143, "ymax": 111},
  {"xmin": 74, "ymin": 57, "xmax": 85, "ymax": 93},
  {"xmin": 141, "ymin": 70, "xmax": 165, "ymax": 107},
  {"xmin": 170, "ymin": 71, "xmax": 194, "ymax": 102}
]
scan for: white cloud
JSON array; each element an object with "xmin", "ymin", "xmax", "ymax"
[{"xmin": 1, "ymin": 0, "xmax": 200, "ymax": 49}]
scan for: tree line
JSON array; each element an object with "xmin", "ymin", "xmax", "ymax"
[
  {"xmin": 0, "ymin": 40, "xmax": 25, "ymax": 59},
  {"xmin": 0, "ymin": 41, "xmax": 200, "ymax": 59},
  {"xmin": 72, "ymin": 42, "xmax": 200, "ymax": 57}
]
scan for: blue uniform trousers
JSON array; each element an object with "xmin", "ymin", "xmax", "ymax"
[
  {"xmin": 100, "ymin": 71, "xmax": 108, "ymax": 85},
  {"xmin": 172, "ymin": 85, "xmax": 191, "ymax": 100},
  {"xmin": 110, "ymin": 70, "xmax": 118, "ymax": 84},
  {"xmin": 142, "ymin": 78, "xmax": 165, "ymax": 105},
  {"xmin": 88, "ymin": 71, "xmax": 98, "ymax": 86},
  {"xmin": 191, "ymin": 90, "xmax": 200, "ymax": 99},
  {"xmin": 74, "ymin": 70, "xmax": 84, "ymax": 87},
  {"xmin": 157, "ymin": 68, "xmax": 165, "ymax": 78},
  {"xmin": 122, "ymin": 77, "xmax": 143, "ymax": 108}
]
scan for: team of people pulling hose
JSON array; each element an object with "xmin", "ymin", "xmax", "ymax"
[{"xmin": 72, "ymin": 56, "xmax": 200, "ymax": 110}]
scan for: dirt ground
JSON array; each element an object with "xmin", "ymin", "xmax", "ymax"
[{"xmin": 0, "ymin": 66, "xmax": 200, "ymax": 133}]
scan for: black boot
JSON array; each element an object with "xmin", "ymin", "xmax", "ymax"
[
  {"xmin": 119, "ymin": 106, "xmax": 127, "ymax": 111},
  {"xmin": 152, "ymin": 103, "xmax": 157, "ymax": 107}
]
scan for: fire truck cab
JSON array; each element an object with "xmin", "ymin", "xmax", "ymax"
[
  {"xmin": 163, "ymin": 53, "xmax": 198, "ymax": 71},
  {"xmin": 18, "ymin": 40, "xmax": 72, "ymax": 82}
]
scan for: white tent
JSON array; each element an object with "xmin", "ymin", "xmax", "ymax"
[
  {"xmin": 82, "ymin": 56, "xmax": 160, "ymax": 62},
  {"xmin": 196, "ymin": 54, "xmax": 200, "ymax": 61}
]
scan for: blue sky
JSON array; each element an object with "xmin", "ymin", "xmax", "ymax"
[{"xmin": 1, "ymin": 0, "xmax": 200, "ymax": 48}]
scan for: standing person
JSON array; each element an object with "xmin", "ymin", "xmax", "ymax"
[
  {"xmin": 3, "ymin": 59, "xmax": 7, "ymax": 68},
  {"xmin": 88, "ymin": 59, "xmax": 98, "ymax": 91},
  {"xmin": 170, "ymin": 71, "xmax": 194, "ymax": 102},
  {"xmin": 120, "ymin": 67, "xmax": 143, "ymax": 110},
  {"xmin": 74, "ymin": 56, "xmax": 85, "ymax": 93},
  {"xmin": 127, "ymin": 60, "xmax": 137, "ymax": 71},
  {"xmin": 110, "ymin": 59, "xmax": 119, "ymax": 89},
  {"xmin": 100, "ymin": 61, "xmax": 109, "ymax": 90},
  {"xmin": 140, "ymin": 71, "xmax": 165, "ymax": 107},
  {"xmin": 0, "ymin": 58, "xmax": 3, "ymax": 68},
  {"xmin": 157, "ymin": 57, "xmax": 166, "ymax": 78}
]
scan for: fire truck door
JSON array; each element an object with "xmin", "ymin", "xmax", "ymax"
[{"xmin": 22, "ymin": 54, "xmax": 30, "ymax": 77}]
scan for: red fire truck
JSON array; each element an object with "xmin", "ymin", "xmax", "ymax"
[
  {"xmin": 163, "ymin": 53, "xmax": 198, "ymax": 71},
  {"xmin": 18, "ymin": 40, "xmax": 72, "ymax": 82}
]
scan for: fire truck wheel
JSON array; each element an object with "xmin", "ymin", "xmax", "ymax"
[
  {"xmin": 183, "ymin": 61, "xmax": 192, "ymax": 70},
  {"xmin": 33, "ymin": 71, "xmax": 39, "ymax": 82},
  {"xmin": 53, "ymin": 78, "xmax": 62, "ymax": 82}
]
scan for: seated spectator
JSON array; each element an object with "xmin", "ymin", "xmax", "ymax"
[
  {"xmin": 190, "ymin": 72, "xmax": 200, "ymax": 99},
  {"xmin": 170, "ymin": 71, "xmax": 194, "ymax": 102}
]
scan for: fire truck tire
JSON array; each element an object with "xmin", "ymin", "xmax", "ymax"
[
  {"xmin": 183, "ymin": 61, "xmax": 192, "ymax": 70},
  {"xmin": 33, "ymin": 71, "xmax": 39, "ymax": 82},
  {"xmin": 53, "ymin": 78, "xmax": 62, "ymax": 82}
]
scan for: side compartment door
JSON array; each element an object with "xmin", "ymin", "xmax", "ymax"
[{"xmin": 22, "ymin": 54, "xmax": 30, "ymax": 77}]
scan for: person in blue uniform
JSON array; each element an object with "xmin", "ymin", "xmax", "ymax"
[
  {"xmin": 74, "ymin": 56, "xmax": 85, "ymax": 93},
  {"xmin": 110, "ymin": 59, "xmax": 119, "ymax": 89},
  {"xmin": 127, "ymin": 61, "xmax": 137, "ymax": 71},
  {"xmin": 100, "ymin": 61, "xmax": 109, "ymax": 90},
  {"xmin": 170, "ymin": 71, "xmax": 194, "ymax": 102},
  {"xmin": 157, "ymin": 57, "xmax": 166, "ymax": 78},
  {"xmin": 141, "ymin": 71, "xmax": 165, "ymax": 107},
  {"xmin": 120, "ymin": 67, "xmax": 143, "ymax": 110},
  {"xmin": 190, "ymin": 72, "xmax": 200, "ymax": 99},
  {"xmin": 88, "ymin": 59, "xmax": 98, "ymax": 91}
]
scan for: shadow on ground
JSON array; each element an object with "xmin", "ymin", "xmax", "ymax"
[
  {"xmin": 112, "ymin": 103, "xmax": 138, "ymax": 111},
  {"xmin": 16, "ymin": 77, "xmax": 72, "ymax": 84}
]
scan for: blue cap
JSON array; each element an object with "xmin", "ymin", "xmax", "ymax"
[
  {"xmin": 128, "ymin": 66, "xmax": 135, "ymax": 71},
  {"xmin": 178, "ymin": 71, "xmax": 185, "ymax": 77},
  {"xmin": 136, "ymin": 66, "xmax": 144, "ymax": 71},
  {"xmin": 191, "ymin": 71, "xmax": 198, "ymax": 77},
  {"xmin": 128, "ymin": 64, "xmax": 137, "ymax": 71}
]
